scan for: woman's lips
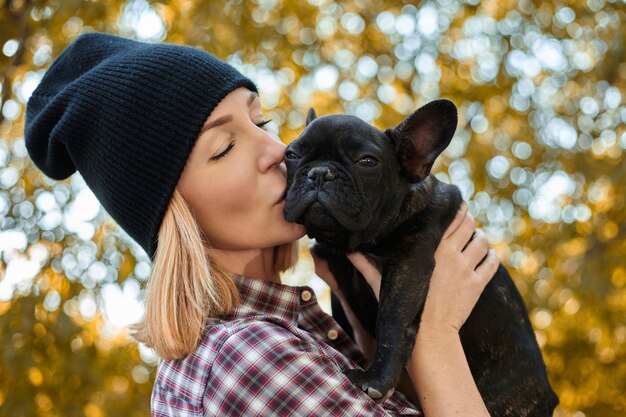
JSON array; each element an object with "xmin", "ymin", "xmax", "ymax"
[{"xmin": 275, "ymin": 189, "xmax": 287, "ymax": 204}]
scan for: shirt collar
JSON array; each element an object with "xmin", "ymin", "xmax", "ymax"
[{"xmin": 223, "ymin": 272, "xmax": 311, "ymax": 324}]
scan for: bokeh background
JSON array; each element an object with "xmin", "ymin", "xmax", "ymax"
[{"xmin": 1, "ymin": 0, "xmax": 625, "ymax": 415}]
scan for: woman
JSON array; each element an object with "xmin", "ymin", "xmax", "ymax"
[{"xmin": 24, "ymin": 32, "xmax": 498, "ymax": 416}]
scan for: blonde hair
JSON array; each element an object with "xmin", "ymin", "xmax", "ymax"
[{"xmin": 130, "ymin": 189, "xmax": 298, "ymax": 360}]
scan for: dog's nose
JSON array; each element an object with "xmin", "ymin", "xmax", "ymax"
[{"xmin": 307, "ymin": 166, "xmax": 336, "ymax": 181}]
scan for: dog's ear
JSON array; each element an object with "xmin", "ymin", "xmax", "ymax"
[
  {"xmin": 385, "ymin": 99, "xmax": 457, "ymax": 182},
  {"xmin": 306, "ymin": 108, "xmax": 317, "ymax": 126}
]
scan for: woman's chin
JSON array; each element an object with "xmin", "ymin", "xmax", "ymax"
[
  {"xmin": 286, "ymin": 222, "xmax": 307, "ymax": 240},
  {"xmin": 293, "ymin": 223, "xmax": 307, "ymax": 239}
]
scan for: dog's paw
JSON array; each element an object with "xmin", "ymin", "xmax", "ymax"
[{"xmin": 345, "ymin": 368, "xmax": 395, "ymax": 404}]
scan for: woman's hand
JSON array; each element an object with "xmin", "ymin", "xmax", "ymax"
[
  {"xmin": 311, "ymin": 248, "xmax": 378, "ymax": 360},
  {"xmin": 419, "ymin": 201, "xmax": 499, "ymax": 337}
]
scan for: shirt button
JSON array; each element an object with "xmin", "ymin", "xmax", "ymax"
[
  {"xmin": 327, "ymin": 329, "xmax": 339, "ymax": 341},
  {"xmin": 300, "ymin": 289, "xmax": 312, "ymax": 302}
]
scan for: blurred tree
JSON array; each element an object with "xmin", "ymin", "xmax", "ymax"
[{"xmin": 0, "ymin": 0, "xmax": 625, "ymax": 416}]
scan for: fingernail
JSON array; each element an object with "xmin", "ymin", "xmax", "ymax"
[{"xmin": 460, "ymin": 201, "xmax": 468, "ymax": 211}]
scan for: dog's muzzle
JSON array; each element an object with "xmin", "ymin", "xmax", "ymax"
[{"xmin": 307, "ymin": 166, "xmax": 337, "ymax": 182}]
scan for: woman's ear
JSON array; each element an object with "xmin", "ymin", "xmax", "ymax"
[{"xmin": 385, "ymin": 99, "xmax": 458, "ymax": 182}]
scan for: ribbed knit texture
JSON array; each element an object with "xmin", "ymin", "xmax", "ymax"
[{"xmin": 24, "ymin": 32, "xmax": 257, "ymax": 260}]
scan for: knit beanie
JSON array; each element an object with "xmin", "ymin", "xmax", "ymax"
[{"xmin": 24, "ymin": 32, "xmax": 257, "ymax": 260}]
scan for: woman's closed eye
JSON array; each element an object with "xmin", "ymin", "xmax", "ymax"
[
  {"xmin": 211, "ymin": 141, "xmax": 235, "ymax": 161},
  {"xmin": 209, "ymin": 119, "xmax": 274, "ymax": 161},
  {"xmin": 255, "ymin": 119, "xmax": 272, "ymax": 130}
]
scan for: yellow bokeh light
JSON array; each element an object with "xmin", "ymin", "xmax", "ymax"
[
  {"xmin": 83, "ymin": 403, "xmax": 105, "ymax": 417},
  {"xmin": 28, "ymin": 367, "xmax": 43, "ymax": 386}
]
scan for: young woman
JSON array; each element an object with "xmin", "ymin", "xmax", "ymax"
[{"xmin": 25, "ymin": 32, "xmax": 498, "ymax": 416}]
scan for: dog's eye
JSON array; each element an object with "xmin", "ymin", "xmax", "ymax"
[
  {"xmin": 356, "ymin": 157, "xmax": 378, "ymax": 167},
  {"xmin": 285, "ymin": 150, "xmax": 300, "ymax": 160}
]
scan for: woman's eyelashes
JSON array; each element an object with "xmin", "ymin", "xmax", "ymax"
[
  {"xmin": 209, "ymin": 119, "xmax": 273, "ymax": 161},
  {"xmin": 211, "ymin": 141, "xmax": 234, "ymax": 161},
  {"xmin": 255, "ymin": 119, "xmax": 272, "ymax": 129}
]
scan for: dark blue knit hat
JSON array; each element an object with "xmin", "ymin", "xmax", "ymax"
[{"xmin": 24, "ymin": 32, "xmax": 257, "ymax": 260}]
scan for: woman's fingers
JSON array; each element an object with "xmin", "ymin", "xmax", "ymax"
[
  {"xmin": 426, "ymin": 206, "xmax": 499, "ymax": 332},
  {"xmin": 461, "ymin": 228, "xmax": 490, "ymax": 269},
  {"xmin": 312, "ymin": 247, "xmax": 383, "ymax": 301},
  {"xmin": 441, "ymin": 201, "xmax": 468, "ymax": 240},
  {"xmin": 346, "ymin": 252, "xmax": 382, "ymax": 300},
  {"xmin": 455, "ymin": 213, "xmax": 477, "ymax": 251},
  {"xmin": 474, "ymin": 248, "xmax": 500, "ymax": 282},
  {"xmin": 441, "ymin": 202, "xmax": 480, "ymax": 253},
  {"xmin": 309, "ymin": 244, "xmax": 339, "ymax": 292},
  {"xmin": 444, "ymin": 209, "xmax": 476, "ymax": 252}
]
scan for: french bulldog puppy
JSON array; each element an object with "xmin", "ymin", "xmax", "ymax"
[{"xmin": 283, "ymin": 100, "xmax": 558, "ymax": 416}]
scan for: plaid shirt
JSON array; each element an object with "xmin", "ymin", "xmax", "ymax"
[{"xmin": 151, "ymin": 273, "xmax": 421, "ymax": 416}]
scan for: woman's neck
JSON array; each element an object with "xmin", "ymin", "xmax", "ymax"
[{"xmin": 207, "ymin": 246, "xmax": 281, "ymax": 284}]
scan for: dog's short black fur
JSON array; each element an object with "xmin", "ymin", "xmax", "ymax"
[{"xmin": 283, "ymin": 100, "xmax": 559, "ymax": 416}]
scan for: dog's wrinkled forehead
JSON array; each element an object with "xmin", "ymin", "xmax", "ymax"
[{"xmin": 297, "ymin": 114, "xmax": 387, "ymax": 152}]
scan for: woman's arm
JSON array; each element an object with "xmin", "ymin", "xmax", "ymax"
[
  {"xmin": 407, "ymin": 329, "xmax": 489, "ymax": 416},
  {"xmin": 317, "ymin": 202, "xmax": 498, "ymax": 416},
  {"xmin": 404, "ymin": 205, "xmax": 497, "ymax": 416}
]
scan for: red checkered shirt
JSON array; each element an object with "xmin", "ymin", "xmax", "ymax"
[{"xmin": 151, "ymin": 273, "xmax": 421, "ymax": 416}]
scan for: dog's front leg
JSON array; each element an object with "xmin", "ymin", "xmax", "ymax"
[{"xmin": 346, "ymin": 251, "xmax": 433, "ymax": 404}]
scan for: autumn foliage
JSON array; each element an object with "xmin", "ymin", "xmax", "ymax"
[{"xmin": 0, "ymin": 0, "xmax": 625, "ymax": 415}]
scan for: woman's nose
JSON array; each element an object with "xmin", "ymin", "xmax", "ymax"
[{"xmin": 258, "ymin": 129, "xmax": 286, "ymax": 172}]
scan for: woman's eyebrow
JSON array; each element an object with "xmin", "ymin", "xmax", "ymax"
[
  {"xmin": 199, "ymin": 92, "xmax": 259, "ymax": 137},
  {"xmin": 199, "ymin": 115, "xmax": 233, "ymax": 136},
  {"xmin": 248, "ymin": 91, "xmax": 259, "ymax": 107}
]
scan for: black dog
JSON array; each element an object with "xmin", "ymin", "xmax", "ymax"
[{"xmin": 283, "ymin": 100, "xmax": 558, "ymax": 416}]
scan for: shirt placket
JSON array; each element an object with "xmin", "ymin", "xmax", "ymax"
[{"xmin": 295, "ymin": 287, "xmax": 370, "ymax": 369}]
